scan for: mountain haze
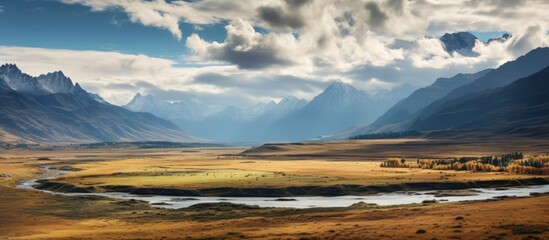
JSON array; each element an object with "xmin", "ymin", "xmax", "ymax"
[
  {"xmin": 126, "ymin": 81, "xmax": 408, "ymax": 142},
  {"xmin": 125, "ymin": 93, "xmax": 307, "ymax": 142},
  {"xmin": 268, "ymin": 82, "xmax": 385, "ymax": 141}
]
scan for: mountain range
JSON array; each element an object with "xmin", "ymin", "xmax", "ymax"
[
  {"xmin": 356, "ymin": 69, "xmax": 492, "ymax": 134},
  {"xmin": 126, "ymin": 93, "xmax": 309, "ymax": 142},
  {"xmin": 337, "ymin": 47, "xmax": 549, "ymax": 139},
  {"xmin": 125, "ymin": 82, "xmax": 412, "ymax": 142},
  {"xmin": 412, "ymin": 66, "xmax": 549, "ymax": 136},
  {"xmin": 0, "ymin": 64, "xmax": 199, "ymax": 144},
  {"xmin": 267, "ymin": 82, "xmax": 384, "ymax": 141},
  {"xmin": 2, "ymin": 34, "xmax": 547, "ymax": 144}
]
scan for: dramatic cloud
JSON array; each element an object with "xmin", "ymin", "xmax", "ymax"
[
  {"xmin": 364, "ymin": 2, "xmax": 388, "ymax": 30},
  {"xmin": 0, "ymin": 45, "xmax": 325, "ymax": 106},
  {"xmin": 182, "ymin": 0, "xmax": 547, "ymax": 73},
  {"xmin": 507, "ymin": 24, "xmax": 549, "ymax": 55},
  {"xmin": 60, "ymin": 0, "xmax": 263, "ymax": 40},
  {"xmin": 59, "ymin": 0, "xmax": 549, "ymax": 41},
  {"xmin": 8, "ymin": 0, "xmax": 549, "ymax": 107},
  {"xmin": 186, "ymin": 18, "xmax": 297, "ymax": 69},
  {"xmin": 257, "ymin": 0, "xmax": 310, "ymax": 29}
]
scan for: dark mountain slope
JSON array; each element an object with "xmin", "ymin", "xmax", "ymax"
[
  {"xmin": 360, "ymin": 69, "xmax": 491, "ymax": 134},
  {"xmin": 412, "ymin": 66, "xmax": 549, "ymax": 137},
  {"xmin": 414, "ymin": 47, "xmax": 549, "ymax": 123}
]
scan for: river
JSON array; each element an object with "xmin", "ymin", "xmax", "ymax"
[{"xmin": 17, "ymin": 166, "xmax": 549, "ymax": 209}]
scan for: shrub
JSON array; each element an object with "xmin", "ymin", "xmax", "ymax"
[{"xmin": 379, "ymin": 152, "xmax": 548, "ymax": 175}]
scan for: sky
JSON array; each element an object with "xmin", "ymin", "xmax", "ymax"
[{"xmin": 0, "ymin": 0, "xmax": 548, "ymax": 106}]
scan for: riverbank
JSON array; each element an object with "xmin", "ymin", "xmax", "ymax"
[
  {"xmin": 2, "ymin": 182, "xmax": 548, "ymax": 239},
  {"xmin": 26, "ymin": 165, "xmax": 549, "ymax": 208},
  {"xmin": 35, "ymin": 177, "xmax": 549, "ymax": 197}
]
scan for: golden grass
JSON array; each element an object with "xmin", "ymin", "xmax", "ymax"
[
  {"xmin": 2, "ymin": 147, "xmax": 539, "ymax": 190},
  {"xmin": 1, "ymin": 184, "xmax": 548, "ymax": 239},
  {"xmin": 68, "ymin": 169, "xmax": 334, "ymax": 188},
  {"xmin": 1, "ymin": 144, "xmax": 548, "ymax": 239}
]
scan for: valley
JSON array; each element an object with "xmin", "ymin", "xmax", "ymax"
[
  {"xmin": 2, "ymin": 2, "xmax": 549, "ymax": 239},
  {"xmin": 1, "ymin": 139, "xmax": 548, "ymax": 239}
]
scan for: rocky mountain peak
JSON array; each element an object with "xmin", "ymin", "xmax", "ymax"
[
  {"xmin": 36, "ymin": 70, "xmax": 75, "ymax": 93},
  {"xmin": 0, "ymin": 63, "xmax": 22, "ymax": 74},
  {"xmin": 440, "ymin": 32, "xmax": 478, "ymax": 52},
  {"xmin": 0, "ymin": 63, "xmax": 47, "ymax": 94}
]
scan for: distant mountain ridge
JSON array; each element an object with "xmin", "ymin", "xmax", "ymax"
[
  {"xmin": 268, "ymin": 82, "xmax": 384, "ymax": 141},
  {"xmin": 126, "ymin": 81, "xmax": 411, "ymax": 142},
  {"xmin": 335, "ymin": 47, "xmax": 549, "ymax": 139},
  {"xmin": 353, "ymin": 69, "xmax": 492, "ymax": 135},
  {"xmin": 0, "ymin": 64, "xmax": 199, "ymax": 144},
  {"xmin": 125, "ymin": 93, "xmax": 308, "ymax": 142},
  {"xmin": 413, "ymin": 66, "xmax": 549, "ymax": 136},
  {"xmin": 412, "ymin": 47, "xmax": 549, "ymax": 124}
]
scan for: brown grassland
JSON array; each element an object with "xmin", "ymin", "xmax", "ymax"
[{"xmin": 1, "ymin": 138, "xmax": 548, "ymax": 239}]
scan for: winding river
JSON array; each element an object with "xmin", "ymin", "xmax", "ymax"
[{"xmin": 17, "ymin": 166, "xmax": 549, "ymax": 209}]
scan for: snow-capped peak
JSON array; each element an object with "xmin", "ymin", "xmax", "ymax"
[
  {"xmin": 309, "ymin": 81, "xmax": 371, "ymax": 107},
  {"xmin": 322, "ymin": 81, "xmax": 362, "ymax": 96},
  {"xmin": 125, "ymin": 93, "xmax": 157, "ymax": 111},
  {"xmin": 278, "ymin": 96, "xmax": 307, "ymax": 109},
  {"xmin": 36, "ymin": 71, "xmax": 75, "ymax": 93},
  {"xmin": 0, "ymin": 63, "xmax": 47, "ymax": 94},
  {"xmin": 279, "ymin": 95, "xmax": 299, "ymax": 104},
  {"xmin": 322, "ymin": 81, "xmax": 361, "ymax": 96},
  {"xmin": 0, "ymin": 63, "xmax": 106, "ymax": 105}
]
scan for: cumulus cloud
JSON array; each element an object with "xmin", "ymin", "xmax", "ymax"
[
  {"xmin": 258, "ymin": 6, "xmax": 304, "ymax": 29},
  {"xmin": 62, "ymin": 0, "xmax": 185, "ymax": 39},
  {"xmin": 508, "ymin": 24, "xmax": 549, "ymax": 55},
  {"xmin": 257, "ymin": 0, "xmax": 311, "ymax": 29},
  {"xmin": 60, "ymin": 0, "xmax": 263, "ymax": 40},
  {"xmin": 0, "ymin": 45, "xmax": 324, "ymax": 106},
  {"xmin": 59, "ymin": 0, "xmax": 549, "ymax": 41},
  {"xmin": 186, "ymin": 18, "xmax": 298, "ymax": 69},
  {"xmin": 426, "ymin": 0, "xmax": 548, "ymax": 35},
  {"xmin": 60, "ymin": 0, "xmax": 549, "ymax": 66},
  {"xmin": 10, "ymin": 0, "xmax": 548, "ymax": 107},
  {"xmin": 364, "ymin": 2, "xmax": 388, "ymax": 30},
  {"xmin": 183, "ymin": 0, "xmax": 547, "ymax": 73}
]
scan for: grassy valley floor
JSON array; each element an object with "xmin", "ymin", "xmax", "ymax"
[{"xmin": 1, "ymin": 139, "xmax": 548, "ymax": 239}]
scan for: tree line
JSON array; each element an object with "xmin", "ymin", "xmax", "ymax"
[
  {"xmin": 349, "ymin": 131, "xmax": 422, "ymax": 140},
  {"xmin": 380, "ymin": 152, "xmax": 549, "ymax": 175}
]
